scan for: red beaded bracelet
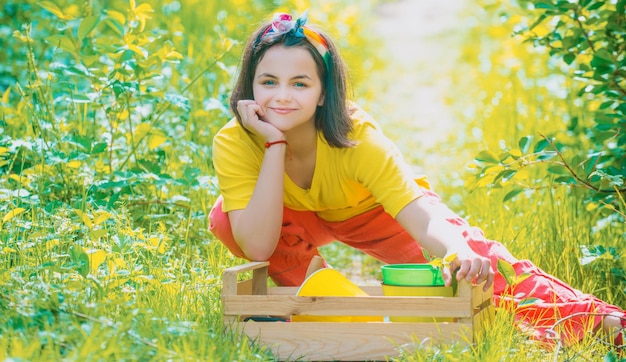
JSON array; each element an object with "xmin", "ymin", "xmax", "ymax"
[
  {"xmin": 264, "ymin": 140, "xmax": 292, "ymax": 160},
  {"xmin": 265, "ymin": 140, "xmax": 288, "ymax": 148}
]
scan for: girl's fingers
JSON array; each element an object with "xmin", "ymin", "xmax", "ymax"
[
  {"xmin": 254, "ymin": 103, "xmax": 265, "ymax": 117},
  {"xmin": 467, "ymin": 258, "xmax": 483, "ymax": 282},
  {"xmin": 450, "ymin": 256, "xmax": 493, "ymax": 290},
  {"xmin": 454, "ymin": 259, "xmax": 471, "ymax": 281},
  {"xmin": 475, "ymin": 259, "xmax": 492, "ymax": 285},
  {"xmin": 237, "ymin": 100, "xmax": 265, "ymax": 130},
  {"xmin": 236, "ymin": 100, "xmax": 283, "ymax": 141},
  {"xmin": 483, "ymin": 265, "xmax": 495, "ymax": 291}
]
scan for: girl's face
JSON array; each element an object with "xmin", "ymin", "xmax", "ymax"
[{"xmin": 253, "ymin": 45, "xmax": 324, "ymax": 133}]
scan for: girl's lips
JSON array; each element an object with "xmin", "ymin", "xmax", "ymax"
[{"xmin": 270, "ymin": 107, "xmax": 296, "ymax": 114}]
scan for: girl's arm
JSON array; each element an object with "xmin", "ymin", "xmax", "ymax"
[
  {"xmin": 227, "ymin": 142, "xmax": 286, "ymax": 261},
  {"xmin": 395, "ymin": 197, "xmax": 495, "ymax": 290},
  {"xmin": 227, "ymin": 100, "xmax": 287, "ymax": 261}
]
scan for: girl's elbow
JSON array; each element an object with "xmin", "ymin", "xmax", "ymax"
[
  {"xmin": 235, "ymin": 235, "xmax": 277, "ymax": 261},
  {"xmin": 245, "ymin": 248, "xmax": 274, "ymax": 262}
]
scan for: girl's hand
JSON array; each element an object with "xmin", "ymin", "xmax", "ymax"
[
  {"xmin": 442, "ymin": 250, "xmax": 494, "ymax": 291},
  {"xmin": 237, "ymin": 100, "xmax": 284, "ymax": 142}
]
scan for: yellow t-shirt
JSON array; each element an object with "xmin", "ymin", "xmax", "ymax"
[{"xmin": 212, "ymin": 104, "xmax": 424, "ymax": 222}]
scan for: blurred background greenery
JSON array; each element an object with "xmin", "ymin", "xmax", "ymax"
[{"xmin": 0, "ymin": 0, "xmax": 623, "ymax": 360}]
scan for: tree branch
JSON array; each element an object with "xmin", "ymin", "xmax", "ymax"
[{"xmin": 539, "ymin": 133, "xmax": 626, "ymax": 193}]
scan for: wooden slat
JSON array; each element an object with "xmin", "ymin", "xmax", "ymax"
[
  {"xmin": 222, "ymin": 270, "xmax": 238, "ymax": 297},
  {"xmin": 268, "ymin": 286, "xmax": 298, "ymax": 295},
  {"xmin": 224, "ymin": 261, "xmax": 270, "ymax": 274},
  {"xmin": 222, "ymin": 261, "xmax": 269, "ymax": 296},
  {"xmin": 224, "ymin": 295, "xmax": 473, "ymax": 318},
  {"xmin": 236, "ymin": 279, "xmax": 253, "ymax": 295},
  {"xmin": 361, "ymin": 285, "xmax": 383, "ymax": 295},
  {"xmin": 241, "ymin": 321, "xmax": 472, "ymax": 361},
  {"xmin": 269, "ymin": 286, "xmax": 380, "ymax": 295},
  {"xmin": 252, "ymin": 267, "xmax": 268, "ymax": 295},
  {"xmin": 472, "ymin": 281, "xmax": 493, "ymax": 309}
]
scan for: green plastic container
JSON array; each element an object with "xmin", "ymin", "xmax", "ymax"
[{"xmin": 381, "ymin": 263, "xmax": 444, "ymax": 286}]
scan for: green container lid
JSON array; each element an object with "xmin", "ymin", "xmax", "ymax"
[{"xmin": 381, "ymin": 263, "xmax": 445, "ymax": 286}]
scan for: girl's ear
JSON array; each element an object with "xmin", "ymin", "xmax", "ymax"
[{"xmin": 318, "ymin": 93, "xmax": 325, "ymax": 106}]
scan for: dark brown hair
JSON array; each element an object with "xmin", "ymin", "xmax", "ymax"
[{"xmin": 230, "ymin": 19, "xmax": 354, "ymax": 148}]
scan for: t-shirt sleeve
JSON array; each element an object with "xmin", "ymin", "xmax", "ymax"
[
  {"xmin": 349, "ymin": 123, "xmax": 424, "ymax": 218},
  {"xmin": 212, "ymin": 125, "xmax": 263, "ymax": 212}
]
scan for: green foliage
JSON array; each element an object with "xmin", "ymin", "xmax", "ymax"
[
  {"xmin": 0, "ymin": 2, "xmax": 313, "ymax": 360},
  {"xmin": 467, "ymin": 0, "xmax": 625, "ymax": 222},
  {"xmin": 458, "ymin": 3, "xmax": 626, "ymax": 322},
  {"xmin": 0, "ymin": 0, "xmax": 381, "ymax": 360},
  {"xmin": 429, "ymin": 0, "xmax": 625, "ymax": 358}
]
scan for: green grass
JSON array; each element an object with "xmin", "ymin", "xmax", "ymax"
[{"xmin": 0, "ymin": 0, "xmax": 624, "ymax": 361}]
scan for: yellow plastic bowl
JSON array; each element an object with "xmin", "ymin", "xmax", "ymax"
[
  {"xmin": 382, "ymin": 283, "xmax": 454, "ymax": 322},
  {"xmin": 291, "ymin": 269, "xmax": 382, "ymax": 322}
]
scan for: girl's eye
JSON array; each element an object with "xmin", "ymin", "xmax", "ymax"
[
  {"xmin": 294, "ymin": 82, "xmax": 306, "ymax": 88},
  {"xmin": 262, "ymin": 80, "xmax": 276, "ymax": 85}
]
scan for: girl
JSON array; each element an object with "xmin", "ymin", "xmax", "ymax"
[{"xmin": 209, "ymin": 11, "xmax": 624, "ymax": 349}]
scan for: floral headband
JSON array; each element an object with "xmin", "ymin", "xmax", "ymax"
[{"xmin": 256, "ymin": 10, "xmax": 332, "ymax": 71}]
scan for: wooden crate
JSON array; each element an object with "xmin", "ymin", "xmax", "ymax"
[{"xmin": 222, "ymin": 261, "xmax": 494, "ymax": 361}]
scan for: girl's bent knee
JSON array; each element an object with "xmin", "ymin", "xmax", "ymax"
[{"xmin": 209, "ymin": 197, "xmax": 247, "ymax": 259}]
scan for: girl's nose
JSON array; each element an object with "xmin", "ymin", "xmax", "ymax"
[{"xmin": 275, "ymin": 86, "xmax": 292, "ymax": 101}]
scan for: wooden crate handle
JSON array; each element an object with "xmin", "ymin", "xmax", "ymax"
[
  {"xmin": 222, "ymin": 261, "xmax": 269, "ymax": 296},
  {"xmin": 305, "ymin": 255, "xmax": 326, "ymax": 278}
]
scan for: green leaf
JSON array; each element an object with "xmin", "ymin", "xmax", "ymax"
[
  {"xmin": 534, "ymin": 2, "xmax": 556, "ymax": 9},
  {"xmin": 45, "ymin": 33, "xmax": 77, "ymax": 55},
  {"xmin": 39, "ymin": 1, "xmax": 74, "ymax": 20},
  {"xmin": 497, "ymin": 259, "xmax": 516, "ymax": 286},
  {"xmin": 78, "ymin": 15, "xmax": 100, "ymax": 40},
  {"xmin": 503, "ymin": 188, "xmax": 524, "ymax": 202},
  {"xmin": 528, "ymin": 14, "xmax": 548, "ymax": 31},
  {"xmin": 518, "ymin": 136, "xmax": 532, "ymax": 153},
  {"xmin": 533, "ymin": 139, "xmax": 550, "ymax": 153},
  {"xmin": 583, "ymin": 153, "xmax": 604, "ymax": 170},
  {"xmin": 587, "ymin": 1, "xmax": 605, "ymax": 10},
  {"xmin": 2, "ymin": 208, "xmax": 27, "ymax": 223},
  {"xmin": 69, "ymin": 245, "xmax": 90, "ymax": 277},
  {"xmin": 563, "ymin": 53, "xmax": 575, "ymax": 64},
  {"xmin": 567, "ymin": 116, "xmax": 578, "ymax": 131},
  {"xmin": 599, "ymin": 100, "xmax": 615, "ymax": 110},
  {"xmin": 547, "ymin": 164, "xmax": 569, "ymax": 175},
  {"xmin": 537, "ymin": 151, "xmax": 557, "ymax": 160},
  {"xmin": 554, "ymin": 176, "xmax": 577, "ymax": 184},
  {"xmin": 518, "ymin": 297, "xmax": 541, "ymax": 307},
  {"xmin": 102, "ymin": 18, "xmax": 124, "ymax": 37},
  {"xmin": 475, "ymin": 150, "xmax": 500, "ymax": 164},
  {"xmin": 594, "ymin": 48, "xmax": 614, "ymax": 62},
  {"xmin": 89, "ymin": 229, "xmax": 108, "ymax": 239},
  {"xmin": 556, "ymin": 2, "xmax": 577, "ymax": 10},
  {"xmin": 494, "ymin": 169, "xmax": 517, "ymax": 184},
  {"xmin": 85, "ymin": 249, "xmax": 106, "ymax": 274},
  {"xmin": 91, "ymin": 142, "xmax": 107, "ymax": 154}
]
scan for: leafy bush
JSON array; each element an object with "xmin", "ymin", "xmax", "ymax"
[
  {"xmin": 450, "ymin": 0, "xmax": 625, "ymax": 307},
  {"xmin": 0, "ymin": 0, "xmax": 381, "ymax": 359},
  {"xmin": 468, "ymin": 0, "xmax": 625, "ymax": 224}
]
